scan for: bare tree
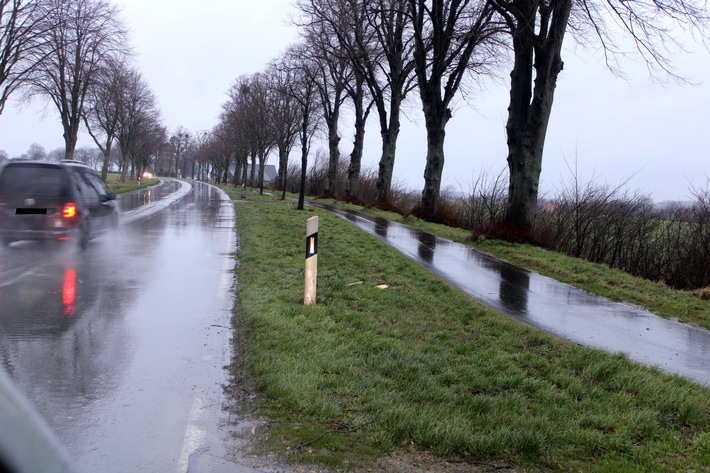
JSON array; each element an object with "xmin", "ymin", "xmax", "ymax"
[
  {"xmin": 25, "ymin": 0, "xmax": 128, "ymax": 160},
  {"xmin": 133, "ymin": 123, "xmax": 165, "ymax": 178},
  {"xmin": 265, "ymin": 61, "xmax": 300, "ymax": 199},
  {"xmin": 361, "ymin": 0, "xmax": 417, "ymax": 204},
  {"xmin": 46, "ymin": 147, "xmax": 63, "ymax": 161},
  {"xmin": 73, "ymin": 145, "xmax": 101, "ymax": 169},
  {"xmin": 248, "ymin": 74, "xmax": 275, "ymax": 194},
  {"xmin": 343, "ymin": 60, "xmax": 373, "ymax": 201},
  {"xmin": 296, "ymin": 4, "xmax": 353, "ymax": 197},
  {"xmin": 225, "ymin": 74, "xmax": 275, "ymax": 193},
  {"xmin": 205, "ymin": 122, "xmax": 234, "ymax": 184},
  {"xmin": 83, "ymin": 56, "xmax": 129, "ymax": 181},
  {"xmin": 297, "ymin": 0, "xmax": 376, "ymax": 201},
  {"xmin": 409, "ymin": 0, "xmax": 503, "ymax": 214},
  {"xmin": 186, "ymin": 130, "xmax": 208, "ymax": 180},
  {"xmin": 280, "ymin": 44, "xmax": 323, "ymax": 210},
  {"xmin": 305, "ymin": 0, "xmax": 416, "ymax": 204},
  {"xmin": 490, "ymin": 0, "xmax": 709, "ymax": 232},
  {"xmin": 0, "ymin": 0, "xmax": 50, "ymax": 116},
  {"xmin": 169, "ymin": 126, "xmax": 190, "ymax": 177},
  {"xmin": 26, "ymin": 141, "xmax": 45, "ymax": 160},
  {"xmin": 225, "ymin": 111, "xmax": 249, "ymax": 185},
  {"xmin": 116, "ymin": 69, "xmax": 161, "ymax": 181}
]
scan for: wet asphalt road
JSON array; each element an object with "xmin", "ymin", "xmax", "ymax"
[
  {"xmin": 311, "ymin": 204, "xmax": 710, "ymax": 387},
  {"xmin": 0, "ymin": 180, "xmax": 266, "ymax": 473}
]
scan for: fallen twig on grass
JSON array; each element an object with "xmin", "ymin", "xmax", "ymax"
[
  {"xmin": 447, "ymin": 459, "xmax": 515, "ymax": 470},
  {"xmin": 290, "ymin": 431, "xmax": 330, "ymax": 454}
]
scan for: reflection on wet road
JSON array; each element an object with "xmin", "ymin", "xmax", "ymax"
[
  {"xmin": 0, "ymin": 180, "xmax": 260, "ymax": 472},
  {"xmin": 314, "ymin": 204, "xmax": 710, "ymax": 386}
]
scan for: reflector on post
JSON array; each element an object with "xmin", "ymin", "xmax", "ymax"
[{"xmin": 304, "ymin": 216, "xmax": 319, "ymax": 305}]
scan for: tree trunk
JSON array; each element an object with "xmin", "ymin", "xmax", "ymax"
[
  {"xmin": 504, "ymin": 0, "xmax": 572, "ymax": 230},
  {"xmin": 63, "ymin": 128, "xmax": 78, "ymax": 160},
  {"xmin": 120, "ymin": 154, "xmax": 129, "ymax": 182},
  {"xmin": 324, "ymin": 109, "xmax": 340, "ymax": 197},
  {"xmin": 276, "ymin": 145, "xmax": 289, "ymax": 199},
  {"xmin": 277, "ymin": 147, "xmax": 288, "ymax": 190},
  {"xmin": 346, "ymin": 93, "xmax": 368, "ymax": 200},
  {"xmin": 346, "ymin": 115, "xmax": 366, "ymax": 200},
  {"xmin": 375, "ymin": 97, "xmax": 403, "ymax": 204},
  {"xmin": 420, "ymin": 98, "xmax": 450, "ymax": 213},
  {"xmin": 101, "ymin": 145, "xmax": 111, "ymax": 182},
  {"xmin": 298, "ymin": 137, "xmax": 308, "ymax": 211},
  {"xmin": 258, "ymin": 150, "xmax": 266, "ymax": 195}
]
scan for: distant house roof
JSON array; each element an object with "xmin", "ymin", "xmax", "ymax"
[
  {"xmin": 254, "ymin": 164, "xmax": 277, "ymax": 182},
  {"xmin": 230, "ymin": 164, "xmax": 278, "ymax": 183}
]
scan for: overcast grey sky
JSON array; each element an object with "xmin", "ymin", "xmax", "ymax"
[{"xmin": 0, "ymin": 0, "xmax": 707, "ymax": 202}]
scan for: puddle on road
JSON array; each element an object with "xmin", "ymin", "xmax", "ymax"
[
  {"xmin": 116, "ymin": 179, "xmax": 182, "ymax": 212},
  {"xmin": 313, "ymin": 203, "xmax": 710, "ymax": 386}
]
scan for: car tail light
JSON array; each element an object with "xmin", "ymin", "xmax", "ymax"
[{"xmin": 62, "ymin": 202, "xmax": 77, "ymax": 219}]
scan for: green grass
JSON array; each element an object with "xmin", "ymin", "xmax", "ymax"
[
  {"xmin": 304, "ymin": 196, "xmax": 709, "ymax": 331},
  {"xmin": 105, "ymin": 174, "xmax": 158, "ymax": 193},
  {"xmin": 225, "ymin": 189, "xmax": 710, "ymax": 472}
]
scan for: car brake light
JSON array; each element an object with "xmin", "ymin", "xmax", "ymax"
[{"xmin": 62, "ymin": 202, "xmax": 77, "ymax": 219}]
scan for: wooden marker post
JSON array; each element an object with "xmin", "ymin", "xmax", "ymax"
[{"xmin": 304, "ymin": 216, "xmax": 319, "ymax": 305}]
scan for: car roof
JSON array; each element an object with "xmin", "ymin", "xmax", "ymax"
[
  {"xmin": 2, "ymin": 160, "xmax": 94, "ymax": 171},
  {"xmin": 4, "ymin": 160, "xmax": 64, "ymax": 167}
]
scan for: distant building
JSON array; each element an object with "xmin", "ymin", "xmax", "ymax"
[{"xmin": 228, "ymin": 163, "xmax": 278, "ymax": 185}]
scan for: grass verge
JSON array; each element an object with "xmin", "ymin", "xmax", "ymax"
[
  {"xmin": 226, "ymin": 189, "xmax": 710, "ymax": 472},
  {"xmin": 105, "ymin": 174, "xmax": 158, "ymax": 194},
  {"xmin": 305, "ymin": 196, "xmax": 709, "ymax": 331}
]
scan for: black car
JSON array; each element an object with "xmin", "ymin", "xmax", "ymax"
[{"xmin": 0, "ymin": 160, "xmax": 118, "ymax": 249}]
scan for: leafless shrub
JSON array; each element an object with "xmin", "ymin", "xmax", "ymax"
[
  {"xmin": 659, "ymin": 182, "xmax": 710, "ymax": 289},
  {"xmin": 308, "ymin": 156, "xmax": 351, "ymax": 198},
  {"xmin": 354, "ymin": 166, "xmax": 379, "ymax": 203},
  {"xmin": 333, "ymin": 159, "xmax": 350, "ymax": 197},
  {"xmin": 533, "ymin": 171, "xmax": 710, "ymax": 290},
  {"xmin": 306, "ymin": 151, "xmax": 329, "ymax": 196},
  {"xmin": 458, "ymin": 167, "xmax": 509, "ymax": 230},
  {"xmin": 274, "ymin": 161, "xmax": 303, "ymax": 194}
]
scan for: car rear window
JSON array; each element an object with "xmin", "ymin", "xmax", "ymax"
[{"xmin": 0, "ymin": 165, "xmax": 70, "ymax": 197}]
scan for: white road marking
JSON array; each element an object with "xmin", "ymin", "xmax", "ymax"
[{"xmin": 177, "ymin": 396, "xmax": 208, "ymax": 472}]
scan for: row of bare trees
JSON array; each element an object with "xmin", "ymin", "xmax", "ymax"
[
  {"xmin": 206, "ymin": 0, "xmax": 707, "ymax": 234},
  {"xmin": 0, "ymin": 0, "xmax": 166, "ymax": 181}
]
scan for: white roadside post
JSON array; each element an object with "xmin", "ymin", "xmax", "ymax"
[{"xmin": 304, "ymin": 216, "xmax": 319, "ymax": 305}]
